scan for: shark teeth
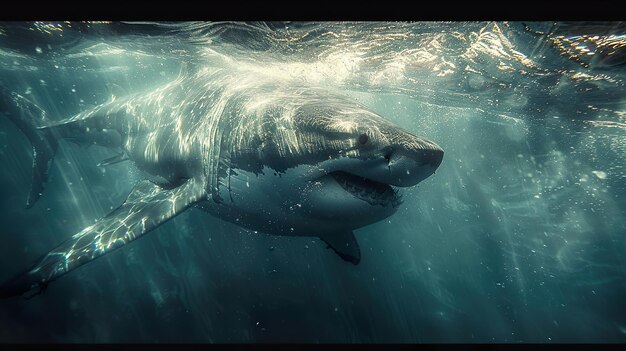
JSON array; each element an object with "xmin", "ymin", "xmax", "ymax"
[{"xmin": 329, "ymin": 171, "xmax": 400, "ymax": 207}]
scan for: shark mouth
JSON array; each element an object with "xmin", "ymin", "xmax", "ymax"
[{"xmin": 329, "ymin": 171, "xmax": 401, "ymax": 207}]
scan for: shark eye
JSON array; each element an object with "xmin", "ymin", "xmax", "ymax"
[{"xmin": 358, "ymin": 133, "xmax": 369, "ymax": 145}]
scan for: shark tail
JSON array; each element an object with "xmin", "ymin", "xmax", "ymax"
[{"xmin": 1, "ymin": 85, "xmax": 58, "ymax": 208}]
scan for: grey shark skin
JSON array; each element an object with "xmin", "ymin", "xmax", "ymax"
[{"xmin": 0, "ymin": 67, "xmax": 443, "ymax": 299}]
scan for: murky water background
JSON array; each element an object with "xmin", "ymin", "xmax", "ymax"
[{"xmin": 0, "ymin": 21, "xmax": 625, "ymax": 342}]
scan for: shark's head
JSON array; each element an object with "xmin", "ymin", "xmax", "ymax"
[{"xmin": 209, "ymin": 92, "xmax": 444, "ymax": 236}]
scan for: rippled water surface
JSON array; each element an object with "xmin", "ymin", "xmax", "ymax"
[{"xmin": 0, "ymin": 21, "xmax": 625, "ymax": 342}]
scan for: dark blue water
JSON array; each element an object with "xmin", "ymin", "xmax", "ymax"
[{"xmin": 0, "ymin": 21, "xmax": 625, "ymax": 343}]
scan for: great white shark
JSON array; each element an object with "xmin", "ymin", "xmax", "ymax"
[{"xmin": 0, "ymin": 65, "xmax": 443, "ymax": 299}]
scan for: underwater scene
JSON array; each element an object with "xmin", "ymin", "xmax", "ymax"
[{"xmin": 0, "ymin": 21, "xmax": 625, "ymax": 343}]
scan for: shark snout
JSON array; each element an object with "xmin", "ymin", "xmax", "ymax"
[
  {"xmin": 340, "ymin": 137, "xmax": 443, "ymax": 188},
  {"xmin": 373, "ymin": 128, "xmax": 444, "ymax": 186},
  {"xmin": 386, "ymin": 144, "xmax": 443, "ymax": 186}
]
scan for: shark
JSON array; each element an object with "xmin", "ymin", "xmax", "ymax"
[{"xmin": 0, "ymin": 65, "xmax": 443, "ymax": 298}]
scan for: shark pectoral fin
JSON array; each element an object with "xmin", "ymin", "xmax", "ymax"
[
  {"xmin": 0, "ymin": 178, "xmax": 207, "ymax": 299},
  {"xmin": 318, "ymin": 230, "xmax": 361, "ymax": 265}
]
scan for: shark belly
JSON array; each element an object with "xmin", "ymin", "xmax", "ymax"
[{"xmin": 198, "ymin": 163, "xmax": 397, "ymax": 238}]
